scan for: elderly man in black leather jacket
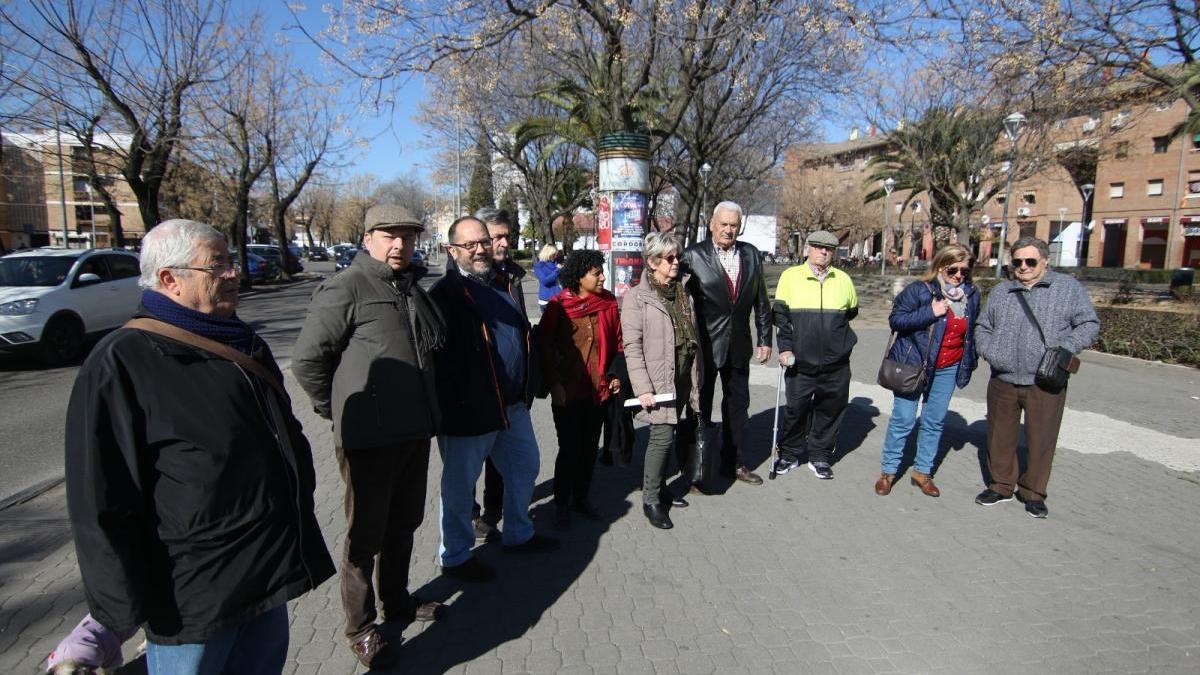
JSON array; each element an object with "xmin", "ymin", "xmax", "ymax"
[{"xmin": 681, "ymin": 200, "xmax": 773, "ymax": 486}]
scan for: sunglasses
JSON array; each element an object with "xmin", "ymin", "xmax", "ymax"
[
  {"xmin": 657, "ymin": 254, "xmax": 679, "ymax": 263},
  {"xmin": 1013, "ymin": 257, "xmax": 1041, "ymax": 269},
  {"xmin": 943, "ymin": 266, "xmax": 969, "ymax": 277}
]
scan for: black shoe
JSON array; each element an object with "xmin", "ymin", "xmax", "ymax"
[
  {"xmin": 808, "ymin": 462, "xmax": 833, "ymax": 480},
  {"xmin": 472, "ymin": 517, "xmax": 500, "ymax": 542},
  {"xmin": 975, "ymin": 488, "xmax": 1014, "ymax": 506},
  {"xmin": 661, "ymin": 495, "xmax": 688, "ymax": 508},
  {"xmin": 441, "ymin": 557, "xmax": 495, "ymax": 583},
  {"xmin": 571, "ymin": 502, "xmax": 603, "ymax": 520},
  {"xmin": 1024, "ymin": 500, "xmax": 1048, "ymax": 518},
  {"xmin": 643, "ymin": 503, "xmax": 674, "ymax": 529},
  {"xmin": 503, "ymin": 532, "xmax": 561, "ymax": 554}
]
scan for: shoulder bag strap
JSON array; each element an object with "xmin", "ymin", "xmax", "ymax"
[
  {"xmin": 1013, "ymin": 291, "xmax": 1049, "ymax": 348},
  {"xmin": 123, "ymin": 318, "xmax": 287, "ymax": 399}
]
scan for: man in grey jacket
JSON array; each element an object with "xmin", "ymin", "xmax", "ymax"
[
  {"xmin": 974, "ymin": 236, "xmax": 1099, "ymax": 519},
  {"xmin": 292, "ymin": 204, "xmax": 447, "ymax": 669}
]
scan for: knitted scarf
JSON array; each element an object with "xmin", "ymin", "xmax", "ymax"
[
  {"xmin": 938, "ymin": 278, "xmax": 967, "ymax": 317},
  {"xmin": 648, "ymin": 274, "xmax": 697, "ymax": 399},
  {"xmin": 140, "ymin": 290, "xmax": 257, "ymax": 354},
  {"xmin": 553, "ymin": 287, "xmax": 622, "ymax": 401}
]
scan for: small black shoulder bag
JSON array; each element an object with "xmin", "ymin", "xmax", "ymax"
[{"xmin": 1014, "ymin": 291, "xmax": 1079, "ymax": 393}]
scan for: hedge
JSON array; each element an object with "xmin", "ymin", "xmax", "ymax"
[{"xmin": 1093, "ymin": 306, "xmax": 1200, "ymax": 367}]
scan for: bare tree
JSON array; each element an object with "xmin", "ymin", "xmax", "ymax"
[{"xmin": 0, "ymin": 0, "xmax": 231, "ymax": 237}]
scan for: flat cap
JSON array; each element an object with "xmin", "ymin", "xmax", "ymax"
[
  {"xmin": 365, "ymin": 204, "xmax": 424, "ymax": 232},
  {"xmin": 806, "ymin": 230, "xmax": 839, "ymax": 248}
]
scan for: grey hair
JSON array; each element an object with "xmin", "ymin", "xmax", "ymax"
[
  {"xmin": 1011, "ymin": 236, "xmax": 1050, "ymax": 260},
  {"xmin": 643, "ymin": 231, "xmax": 683, "ymax": 262},
  {"xmin": 712, "ymin": 200, "xmax": 743, "ymax": 220},
  {"xmin": 139, "ymin": 219, "xmax": 227, "ymax": 290},
  {"xmin": 474, "ymin": 207, "xmax": 511, "ymax": 226}
]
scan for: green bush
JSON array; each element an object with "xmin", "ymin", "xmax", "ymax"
[
  {"xmin": 1056, "ymin": 267, "xmax": 1176, "ymax": 284},
  {"xmin": 1093, "ymin": 307, "xmax": 1200, "ymax": 367}
]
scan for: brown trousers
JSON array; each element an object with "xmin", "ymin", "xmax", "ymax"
[
  {"xmin": 336, "ymin": 440, "xmax": 430, "ymax": 640},
  {"xmin": 985, "ymin": 377, "xmax": 1068, "ymax": 501}
]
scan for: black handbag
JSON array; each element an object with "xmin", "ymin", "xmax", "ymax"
[
  {"xmin": 877, "ymin": 321, "xmax": 935, "ymax": 395},
  {"xmin": 1015, "ymin": 292, "xmax": 1079, "ymax": 392},
  {"xmin": 679, "ymin": 411, "xmax": 719, "ymax": 488}
]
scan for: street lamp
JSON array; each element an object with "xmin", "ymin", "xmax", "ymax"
[
  {"xmin": 881, "ymin": 177, "xmax": 895, "ymax": 275},
  {"xmin": 995, "ymin": 111, "xmax": 1027, "ymax": 278},
  {"xmin": 700, "ymin": 162, "xmax": 712, "ymax": 241},
  {"xmin": 1079, "ymin": 182, "xmax": 1095, "ymax": 265},
  {"xmin": 84, "ymin": 182, "xmax": 96, "ymax": 249}
]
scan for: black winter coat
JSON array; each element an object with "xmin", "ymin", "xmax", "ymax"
[
  {"xmin": 429, "ymin": 264, "xmax": 534, "ymax": 436},
  {"xmin": 65, "ymin": 319, "xmax": 335, "ymax": 644},
  {"xmin": 681, "ymin": 239, "xmax": 772, "ymax": 367}
]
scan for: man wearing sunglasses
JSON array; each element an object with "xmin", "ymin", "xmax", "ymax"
[
  {"xmin": 293, "ymin": 204, "xmax": 448, "ymax": 668},
  {"xmin": 429, "ymin": 216, "xmax": 559, "ymax": 585},
  {"xmin": 680, "ymin": 200, "xmax": 774, "ymax": 486},
  {"xmin": 974, "ymin": 237, "xmax": 1099, "ymax": 518}
]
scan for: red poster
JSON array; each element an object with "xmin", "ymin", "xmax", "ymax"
[{"xmin": 597, "ymin": 195, "xmax": 612, "ymax": 251}]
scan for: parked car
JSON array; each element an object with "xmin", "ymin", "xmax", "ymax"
[
  {"xmin": 230, "ymin": 250, "xmax": 276, "ymax": 283},
  {"xmin": 334, "ymin": 248, "xmax": 358, "ymax": 271},
  {"xmin": 411, "ymin": 249, "xmax": 425, "ymax": 266},
  {"xmin": 0, "ymin": 247, "xmax": 141, "ymax": 364},
  {"xmin": 329, "ymin": 243, "xmax": 355, "ymax": 260},
  {"xmin": 249, "ymin": 244, "xmax": 303, "ymax": 275},
  {"xmin": 307, "ymin": 247, "xmax": 330, "ymax": 262}
]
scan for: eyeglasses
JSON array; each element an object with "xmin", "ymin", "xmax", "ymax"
[
  {"xmin": 171, "ymin": 263, "xmax": 239, "ymax": 277},
  {"xmin": 657, "ymin": 254, "xmax": 679, "ymax": 263},
  {"xmin": 448, "ymin": 238, "xmax": 493, "ymax": 251},
  {"xmin": 1012, "ymin": 257, "xmax": 1042, "ymax": 269},
  {"xmin": 943, "ymin": 265, "xmax": 969, "ymax": 277}
]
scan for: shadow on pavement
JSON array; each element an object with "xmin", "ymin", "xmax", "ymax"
[{"xmin": 378, "ymin": 424, "xmax": 696, "ymax": 673}]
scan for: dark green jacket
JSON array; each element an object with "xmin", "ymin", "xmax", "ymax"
[{"xmin": 292, "ymin": 253, "xmax": 440, "ymax": 449}]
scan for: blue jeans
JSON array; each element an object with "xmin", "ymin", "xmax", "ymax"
[
  {"xmin": 145, "ymin": 604, "xmax": 288, "ymax": 675},
  {"xmin": 438, "ymin": 404, "xmax": 540, "ymax": 566},
  {"xmin": 881, "ymin": 365, "xmax": 958, "ymax": 475}
]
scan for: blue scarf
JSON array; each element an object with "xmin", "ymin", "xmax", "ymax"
[{"xmin": 140, "ymin": 290, "xmax": 258, "ymax": 355}]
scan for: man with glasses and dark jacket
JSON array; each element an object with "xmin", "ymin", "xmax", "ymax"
[
  {"xmin": 431, "ymin": 216, "xmax": 559, "ymax": 584},
  {"xmin": 974, "ymin": 236, "xmax": 1099, "ymax": 519},
  {"xmin": 293, "ymin": 204, "xmax": 447, "ymax": 669}
]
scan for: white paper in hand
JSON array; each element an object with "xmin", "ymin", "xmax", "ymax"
[{"xmin": 624, "ymin": 392, "xmax": 675, "ymax": 408}]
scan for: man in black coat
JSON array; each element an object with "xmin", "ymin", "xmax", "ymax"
[
  {"xmin": 65, "ymin": 219, "xmax": 334, "ymax": 674},
  {"xmin": 681, "ymin": 201, "xmax": 773, "ymax": 485}
]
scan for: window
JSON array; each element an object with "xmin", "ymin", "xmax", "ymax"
[
  {"xmin": 1110, "ymin": 182, "xmax": 1125, "ymax": 198},
  {"xmin": 1189, "ymin": 171, "xmax": 1200, "ymax": 195},
  {"xmin": 72, "ymin": 256, "xmax": 112, "ymax": 287},
  {"xmin": 103, "ymin": 254, "xmax": 140, "ymax": 279},
  {"xmin": 1023, "ymin": 192, "xmax": 1037, "ymax": 204},
  {"xmin": 996, "ymin": 195, "xmax": 1006, "ymax": 205},
  {"xmin": 1148, "ymin": 180, "xmax": 1164, "ymax": 197},
  {"xmin": 1153, "ymin": 136, "xmax": 1170, "ymax": 154},
  {"xmin": 1115, "ymin": 141, "xmax": 1129, "ymax": 159}
]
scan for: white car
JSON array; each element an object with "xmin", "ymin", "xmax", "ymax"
[{"xmin": 0, "ymin": 247, "xmax": 142, "ymax": 364}]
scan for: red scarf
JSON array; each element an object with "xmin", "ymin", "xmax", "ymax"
[{"xmin": 545, "ymin": 288, "xmax": 623, "ymax": 402}]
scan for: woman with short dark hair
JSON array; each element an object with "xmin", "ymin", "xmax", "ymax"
[{"xmin": 537, "ymin": 249, "xmax": 622, "ymax": 527}]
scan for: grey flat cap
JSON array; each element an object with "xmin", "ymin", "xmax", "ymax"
[
  {"xmin": 806, "ymin": 230, "xmax": 839, "ymax": 248},
  {"xmin": 365, "ymin": 204, "xmax": 424, "ymax": 232}
]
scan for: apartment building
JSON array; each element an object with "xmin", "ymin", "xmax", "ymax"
[
  {"xmin": 1, "ymin": 130, "xmax": 144, "ymax": 252},
  {"xmin": 787, "ymin": 91, "xmax": 1200, "ymax": 270}
]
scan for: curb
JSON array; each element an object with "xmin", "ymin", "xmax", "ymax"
[{"xmin": 0, "ymin": 475, "xmax": 64, "ymax": 511}]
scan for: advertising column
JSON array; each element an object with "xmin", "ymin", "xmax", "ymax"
[{"xmin": 597, "ymin": 133, "xmax": 650, "ymax": 298}]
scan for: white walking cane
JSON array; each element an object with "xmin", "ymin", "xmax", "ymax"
[{"xmin": 768, "ymin": 358, "xmax": 789, "ymax": 480}]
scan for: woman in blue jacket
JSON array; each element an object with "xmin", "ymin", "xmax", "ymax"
[
  {"xmin": 875, "ymin": 243, "xmax": 979, "ymax": 498},
  {"xmin": 534, "ymin": 244, "xmax": 563, "ymax": 308}
]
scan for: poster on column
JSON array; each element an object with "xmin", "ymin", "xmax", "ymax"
[
  {"xmin": 608, "ymin": 191, "xmax": 647, "ymax": 298},
  {"xmin": 596, "ymin": 194, "xmax": 612, "ymax": 251},
  {"xmin": 610, "ymin": 251, "xmax": 644, "ymax": 298}
]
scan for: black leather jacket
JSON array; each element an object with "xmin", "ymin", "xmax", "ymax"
[{"xmin": 681, "ymin": 239, "xmax": 773, "ymax": 367}]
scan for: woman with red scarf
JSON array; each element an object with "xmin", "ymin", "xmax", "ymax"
[{"xmin": 538, "ymin": 249, "xmax": 623, "ymax": 528}]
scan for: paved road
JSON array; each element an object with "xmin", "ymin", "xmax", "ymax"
[{"xmin": 2, "ymin": 261, "xmax": 1199, "ymax": 673}]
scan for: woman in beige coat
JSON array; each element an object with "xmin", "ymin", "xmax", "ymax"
[{"xmin": 621, "ymin": 232, "xmax": 702, "ymax": 530}]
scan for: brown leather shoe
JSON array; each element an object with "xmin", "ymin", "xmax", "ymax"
[
  {"xmin": 413, "ymin": 600, "xmax": 444, "ymax": 622},
  {"xmin": 910, "ymin": 471, "xmax": 940, "ymax": 498},
  {"xmin": 735, "ymin": 466, "xmax": 763, "ymax": 485},
  {"xmin": 349, "ymin": 627, "xmax": 397, "ymax": 669},
  {"xmin": 874, "ymin": 473, "xmax": 895, "ymax": 496}
]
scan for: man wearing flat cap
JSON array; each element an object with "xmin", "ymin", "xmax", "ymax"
[
  {"xmin": 772, "ymin": 230, "xmax": 858, "ymax": 480},
  {"xmin": 293, "ymin": 204, "xmax": 448, "ymax": 669}
]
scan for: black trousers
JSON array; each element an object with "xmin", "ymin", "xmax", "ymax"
[
  {"xmin": 778, "ymin": 363, "xmax": 850, "ymax": 465},
  {"xmin": 699, "ymin": 358, "xmax": 751, "ymax": 472},
  {"xmin": 552, "ymin": 399, "xmax": 605, "ymax": 508},
  {"xmin": 472, "ymin": 457, "xmax": 504, "ymax": 524},
  {"xmin": 336, "ymin": 440, "xmax": 430, "ymax": 640}
]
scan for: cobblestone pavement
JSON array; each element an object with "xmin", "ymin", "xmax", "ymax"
[{"xmin": 2, "ymin": 353, "xmax": 1199, "ymax": 674}]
